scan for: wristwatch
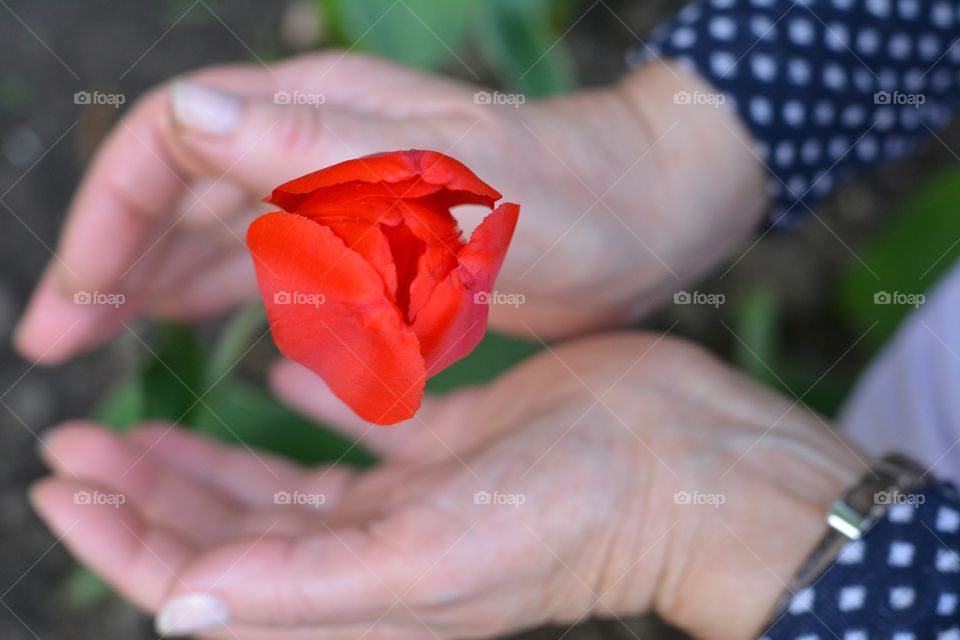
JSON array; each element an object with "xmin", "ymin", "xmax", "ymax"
[{"xmin": 770, "ymin": 453, "xmax": 931, "ymax": 618}]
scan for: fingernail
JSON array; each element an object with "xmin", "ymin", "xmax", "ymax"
[
  {"xmin": 170, "ymin": 80, "xmax": 241, "ymax": 136},
  {"xmin": 155, "ymin": 594, "xmax": 230, "ymax": 636}
]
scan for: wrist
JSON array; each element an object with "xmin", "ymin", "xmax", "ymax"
[{"xmin": 656, "ymin": 427, "xmax": 865, "ymax": 639}]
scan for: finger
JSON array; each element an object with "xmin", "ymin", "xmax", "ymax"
[
  {"xmin": 268, "ymin": 359, "xmax": 482, "ymax": 461},
  {"xmin": 13, "ymin": 67, "xmax": 274, "ymax": 365},
  {"xmin": 122, "ymin": 423, "xmax": 356, "ymax": 507},
  {"xmin": 153, "ymin": 502, "xmax": 460, "ymax": 634},
  {"xmin": 29, "ymin": 477, "xmax": 197, "ymax": 613}
]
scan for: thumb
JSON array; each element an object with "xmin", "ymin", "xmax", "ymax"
[{"xmin": 168, "ymin": 80, "xmax": 405, "ymax": 193}]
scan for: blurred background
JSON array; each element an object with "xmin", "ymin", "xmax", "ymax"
[{"xmin": 3, "ymin": 0, "xmax": 960, "ymax": 638}]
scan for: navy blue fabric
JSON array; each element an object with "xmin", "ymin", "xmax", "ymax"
[
  {"xmin": 762, "ymin": 482, "xmax": 960, "ymax": 639},
  {"xmin": 631, "ymin": 0, "xmax": 960, "ymax": 228}
]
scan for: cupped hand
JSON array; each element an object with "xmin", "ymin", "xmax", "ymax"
[
  {"xmin": 32, "ymin": 334, "xmax": 863, "ymax": 639},
  {"xmin": 15, "ymin": 52, "xmax": 766, "ymax": 364}
]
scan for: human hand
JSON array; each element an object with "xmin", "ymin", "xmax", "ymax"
[
  {"xmin": 32, "ymin": 333, "xmax": 863, "ymax": 639},
  {"xmin": 15, "ymin": 52, "xmax": 766, "ymax": 364}
]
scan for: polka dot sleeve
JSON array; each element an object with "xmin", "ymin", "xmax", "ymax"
[
  {"xmin": 630, "ymin": 0, "xmax": 960, "ymax": 229},
  {"xmin": 761, "ymin": 482, "xmax": 960, "ymax": 639}
]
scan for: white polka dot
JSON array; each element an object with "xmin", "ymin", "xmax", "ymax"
[
  {"xmin": 875, "ymin": 107, "xmax": 897, "ymax": 130},
  {"xmin": 936, "ymin": 629, "xmax": 960, "ymax": 640},
  {"xmin": 711, "ymin": 0, "xmax": 735, "ymax": 8},
  {"xmin": 932, "ymin": 68, "xmax": 952, "ymax": 91},
  {"xmin": 833, "ymin": 0, "xmax": 854, "ymax": 8},
  {"xmin": 801, "ymin": 139, "xmax": 822, "ymax": 163},
  {"xmin": 750, "ymin": 96, "xmax": 774, "ymax": 125},
  {"xmin": 814, "ymin": 101, "xmax": 836, "ymax": 126},
  {"xmin": 919, "ymin": 34, "xmax": 942, "ymax": 60},
  {"xmin": 890, "ymin": 586, "xmax": 916, "ymax": 609},
  {"xmin": 888, "ymin": 541, "xmax": 916, "ymax": 566},
  {"xmin": 787, "ymin": 174, "xmax": 807, "ymax": 196},
  {"xmin": 775, "ymin": 141, "xmax": 796, "ymax": 166},
  {"xmin": 841, "ymin": 104, "xmax": 866, "ymax": 128},
  {"xmin": 857, "ymin": 136, "xmax": 879, "ymax": 161},
  {"xmin": 932, "ymin": 2, "xmax": 955, "ymax": 28},
  {"xmin": 750, "ymin": 15, "xmax": 777, "ymax": 40},
  {"xmin": 825, "ymin": 23, "xmax": 850, "ymax": 51},
  {"xmin": 936, "ymin": 548, "xmax": 960, "ymax": 572},
  {"xmin": 709, "ymin": 16, "xmax": 737, "ymax": 40},
  {"xmin": 902, "ymin": 107, "xmax": 922, "ymax": 129},
  {"xmin": 938, "ymin": 593, "xmax": 959, "ymax": 615},
  {"xmin": 710, "ymin": 51, "xmax": 738, "ymax": 78},
  {"xmin": 889, "ymin": 503, "xmax": 916, "ymax": 522},
  {"xmin": 893, "ymin": 634, "xmax": 916, "ymax": 640},
  {"xmin": 844, "ymin": 631, "xmax": 868, "ymax": 640},
  {"xmin": 853, "ymin": 68, "xmax": 874, "ymax": 92},
  {"xmin": 899, "ymin": 0, "xmax": 921, "ymax": 19},
  {"xmin": 878, "ymin": 68, "xmax": 900, "ymax": 90},
  {"xmin": 789, "ymin": 588, "xmax": 815, "ymax": 614},
  {"xmin": 824, "ymin": 63, "xmax": 848, "ymax": 90},
  {"xmin": 839, "ymin": 585, "xmax": 867, "ymax": 611},
  {"xmin": 889, "ymin": 33, "xmax": 913, "ymax": 59},
  {"xmin": 829, "ymin": 135, "xmax": 851, "ymax": 159},
  {"xmin": 857, "ymin": 28, "xmax": 881, "ymax": 55},
  {"xmin": 866, "ymin": 0, "xmax": 892, "ymax": 18},
  {"xmin": 903, "ymin": 68, "xmax": 927, "ymax": 91},
  {"xmin": 789, "ymin": 18, "xmax": 816, "ymax": 45},
  {"xmin": 788, "ymin": 57, "xmax": 812, "ymax": 84},
  {"xmin": 937, "ymin": 507, "xmax": 960, "ymax": 532},
  {"xmin": 751, "ymin": 53, "xmax": 778, "ymax": 82},
  {"xmin": 670, "ymin": 27, "xmax": 697, "ymax": 48},
  {"xmin": 783, "ymin": 100, "xmax": 805, "ymax": 126}
]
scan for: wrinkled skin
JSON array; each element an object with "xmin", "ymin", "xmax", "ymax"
[
  {"xmin": 32, "ymin": 334, "xmax": 864, "ymax": 640},
  {"xmin": 15, "ymin": 52, "xmax": 766, "ymax": 363}
]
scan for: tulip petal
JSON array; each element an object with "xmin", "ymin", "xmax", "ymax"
[
  {"xmin": 248, "ymin": 212, "xmax": 425, "ymax": 425},
  {"xmin": 411, "ymin": 202, "xmax": 520, "ymax": 374},
  {"xmin": 267, "ymin": 150, "xmax": 501, "ymax": 212}
]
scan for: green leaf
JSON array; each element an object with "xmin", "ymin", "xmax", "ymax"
[
  {"xmin": 427, "ymin": 331, "xmax": 540, "ymax": 393},
  {"xmin": 732, "ymin": 287, "xmax": 781, "ymax": 386},
  {"xmin": 322, "ymin": 0, "xmax": 474, "ymax": 69},
  {"xmin": 194, "ymin": 380, "xmax": 377, "ymax": 467},
  {"xmin": 60, "ymin": 567, "xmax": 112, "ymax": 610},
  {"xmin": 93, "ymin": 380, "xmax": 144, "ymax": 431},
  {"xmin": 141, "ymin": 324, "xmax": 206, "ymax": 425},
  {"xmin": 205, "ymin": 302, "xmax": 267, "ymax": 388},
  {"xmin": 838, "ymin": 168, "xmax": 960, "ymax": 350},
  {"xmin": 474, "ymin": 0, "xmax": 577, "ymax": 97}
]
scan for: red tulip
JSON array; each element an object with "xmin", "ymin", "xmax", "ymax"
[{"xmin": 247, "ymin": 150, "xmax": 519, "ymax": 425}]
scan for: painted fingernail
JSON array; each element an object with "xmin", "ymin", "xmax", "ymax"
[
  {"xmin": 155, "ymin": 594, "xmax": 230, "ymax": 636},
  {"xmin": 170, "ymin": 80, "xmax": 241, "ymax": 136}
]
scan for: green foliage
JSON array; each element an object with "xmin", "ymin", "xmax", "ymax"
[
  {"xmin": 322, "ymin": 0, "xmax": 474, "ymax": 69},
  {"xmin": 427, "ymin": 331, "xmax": 540, "ymax": 393},
  {"xmin": 473, "ymin": 0, "xmax": 576, "ymax": 96},
  {"xmin": 318, "ymin": 0, "xmax": 577, "ymax": 96},
  {"xmin": 732, "ymin": 286, "xmax": 855, "ymax": 417},
  {"xmin": 838, "ymin": 168, "xmax": 960, "ymax": 350}
]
